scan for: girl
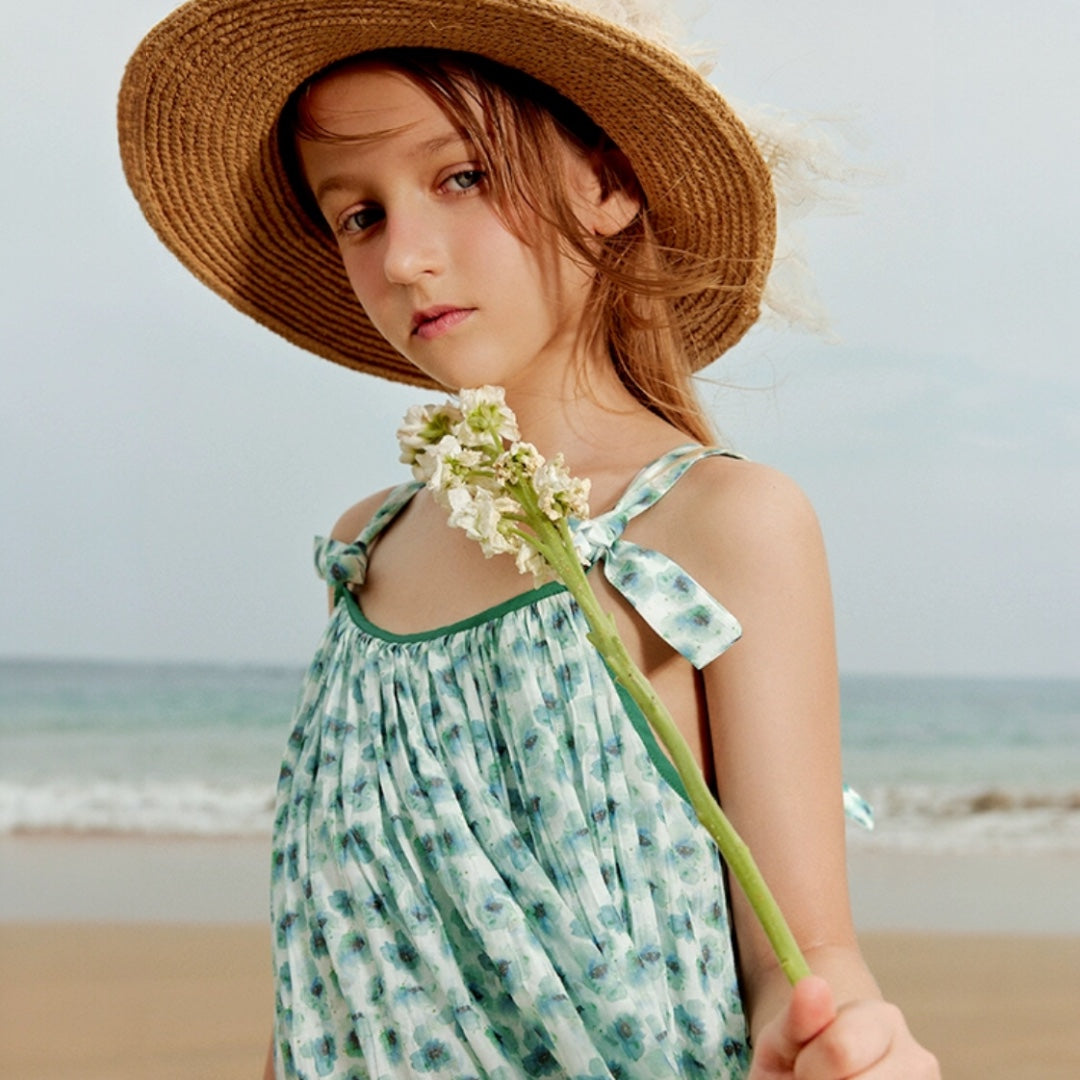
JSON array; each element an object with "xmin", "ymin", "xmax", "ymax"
[{"xmin": 119, "ymin": 2, "xmax": 939, "ymax": 1077}]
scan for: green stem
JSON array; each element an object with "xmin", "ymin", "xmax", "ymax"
[{"xmin": 533, "ymin": 512, "xmax": 811, "ymax": 986}]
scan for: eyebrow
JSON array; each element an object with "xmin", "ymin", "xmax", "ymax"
[{"xmin": 311, "ymin": 130, "xmax": 475, "ymax": 204}]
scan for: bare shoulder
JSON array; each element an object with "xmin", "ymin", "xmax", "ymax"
[
  {"xmin": 656, "ymin": 455, "xmax": 825, "ymax": 564},
  {"xmin": 328, "ymin": 486, "xmax": 401, "ymax": 544},
  {"xmin": 628, "ymin": 454, "xmax": 831, "ymax": 624}
]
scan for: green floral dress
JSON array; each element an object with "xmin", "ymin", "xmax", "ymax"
[{"xmin": 271, "ymin": 446, "xmax": 761, "ymax": 1079}]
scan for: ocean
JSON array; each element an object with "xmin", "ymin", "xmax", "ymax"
[{"xmin": 2, "ymin": 659, "xmax": 1078, "ymax": 855}]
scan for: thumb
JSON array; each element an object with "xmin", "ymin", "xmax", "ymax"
[
  {"xmin": 784, "ymin": 976, "xmax": 837, "ymax": 1047},
  {"xmin": 752, "ymin": 976, "xmax": 837, "ymax": 1074}
]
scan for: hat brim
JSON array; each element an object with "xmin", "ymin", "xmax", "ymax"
[{"xmin": 118, "ymin": 0, "xmax": 776, "ymax": 387}]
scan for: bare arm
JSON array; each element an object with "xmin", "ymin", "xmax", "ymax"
[{"xmin": 681, "ymin": 462, "xmax": 936, "ymax": 1075}]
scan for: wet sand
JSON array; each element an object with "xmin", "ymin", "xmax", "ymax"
[
  {"xmin": 2, "ymin": 837, "xmax": 1078, "ymax": 1078},
  {"xmin": 1, "ymin": 923, "xmax": 1078, "ymax": 1080}
]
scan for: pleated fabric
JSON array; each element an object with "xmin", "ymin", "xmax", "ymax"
[{"xmin": 271, "ymin": 447, "xmax": 750, "ymax": 1079}]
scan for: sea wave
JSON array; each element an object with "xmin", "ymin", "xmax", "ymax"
[
  {"xmin": 849, "ymin": 783, "xmax": 1080, "ymax": 854},
  {"xmin": 3, "ymin": 777, "xmax": 1079, "ymax": 852},
  {"xmin": 0, "ymin": 779, "xmax": 276, "ymax": 837}
]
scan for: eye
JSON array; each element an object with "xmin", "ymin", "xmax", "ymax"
[
  {"xmin": 339, "ymin": 205, "xmax": 384, "ymax": 236},
  {"xmin": 442, "ymin": 169, "xmax": 486, "ymax": 194}
]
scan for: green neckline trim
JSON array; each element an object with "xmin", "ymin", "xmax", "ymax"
[
  {"xmin": 339, "ymin": 580, "xmax": 568, "ymax": 643},
  {"xmin": 338, "ymin": 580, "xmax": 691, "ymax": 805},
  {"xmin": 614, "ymin": 683, "xmax": 691, "ymax": 803}
]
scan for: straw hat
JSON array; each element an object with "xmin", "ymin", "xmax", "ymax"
[{"xmin": 118, "ymin": 0, "xmax": 776, "ymax": 387}]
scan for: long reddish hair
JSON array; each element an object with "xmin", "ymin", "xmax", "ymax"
[{"xmin": 283, "ymin": 49, "xmax": 722, "ymax": 444}]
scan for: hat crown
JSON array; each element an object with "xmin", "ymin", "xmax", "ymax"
[{"xmin": 119, "ymin": 0, "xmax": 777, "ymax": 386}]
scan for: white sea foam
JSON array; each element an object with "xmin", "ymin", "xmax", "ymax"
[
  {"xmin": 0, "ymin": 779, "xmax": 276, "ymax": 837},
  {"xmin": 3, "ymin": 776, "xmax": 1079, "ymax": 853},
  {"xmin": 849, "ymin": 784, "xmax": 1080, "ymax": 854}
]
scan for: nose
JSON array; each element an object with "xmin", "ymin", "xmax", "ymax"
[{"xmin": 381, "ymin": 202, "xmax": 444, "ymax": 285}]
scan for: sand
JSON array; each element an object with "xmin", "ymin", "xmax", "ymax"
[{"xmin": 2, "ymin": 924, "xmax": 1078, "ymax": 1080}]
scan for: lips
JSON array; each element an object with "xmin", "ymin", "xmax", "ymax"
[{"xmin": 411, "ymin": 305, "xmax": 474, "ymax": 340}]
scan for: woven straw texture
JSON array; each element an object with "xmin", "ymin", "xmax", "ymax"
[{"xmin": 118, "ymin": 0, "xmax": 776, "ymax": 386}]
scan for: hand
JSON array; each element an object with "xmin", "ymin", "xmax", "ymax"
[{"xmin": 748, "ymin": 976, "xmax": 940, "ymax": 1079}]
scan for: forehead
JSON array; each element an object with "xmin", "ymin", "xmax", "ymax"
[{"xmin": 300, "ymin": 63, "xmax": 456, "ymax": 141}]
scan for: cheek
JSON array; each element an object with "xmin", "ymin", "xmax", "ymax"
[{"xmin": 338, "ymin": 250, "xmax": 382, "ymax": 312}]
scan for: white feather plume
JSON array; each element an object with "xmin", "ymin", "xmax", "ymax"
[{"xmin": 560, "ymin": 0, "xmax": 868, "ymax": 336}]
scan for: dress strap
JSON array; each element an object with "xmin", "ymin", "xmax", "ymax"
[
  {"xmin": 572, "ymin": 444, "xmax": 874, "ymax": 830},
  {"xmin": 313, "ymin": 481, "xmax": 422, "ymax": 588},
  {"xmin": 571, "ymin": 445, "xmax": 744, "ymax": 669}
]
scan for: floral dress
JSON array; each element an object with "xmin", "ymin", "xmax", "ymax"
[{"xmin": 271, "ymin": 445, "xmax": 764, "ymax": 1079}]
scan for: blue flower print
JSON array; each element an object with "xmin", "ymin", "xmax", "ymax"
[
  {"xmin": 584, "ymin": 956, "xmax": 625, "ymax": 1003},
  {"xmin": 612, "ymin": 563, "xmax": 641, "ymax": 593},
  {"xmin": 669, "ymin": 910, "xmax": 694, "ymax": 941},
  {"xmin": 544, "ymin": 605, "xmax": 578, "ymax": 645},
  {"xmin": 380, "ymin": 931, "xmax": 420, "ymax": 972},
  {"xmin": 276, "ymin": 911, "xmax": 299, "ymax": 949},
  {"xmin": 669, "ymin": 835, "xmax": 706, "ymax": 884},
  {"xmin": 697, "ymin": 940, "xmax": 725, "ymax": 983},
  {"xmin": 306, "ymin": 1033, "xmax": 337, "ymax": 1077},
  {"xmin": 477, "ymin": 888, "xmax": 516, "ymax": 931},
  {"xmin": 674, "ymin": 1001, "xmax": 710, "ymax": 1046},
  {"xmin": 528, "ymin": 899, "xmax": 556, "ymax": 936},
  {"xmin": 348, "ymin": 775, "xmax": 377, "ymax": 811},
  {"xmin": 272, "ymin": 449, "xmax": 752, "ymax": 1077},
  {"xmin": 500, "ymin": 831, "xmax": 534, "ymax": 872},
  {"xmin": 488, "ymin": 954, "xmax": 522, "ymax": 994},
  {"xmin": 703, "ymin": 897, "xmax": 728, "ymax": 931},
  {"xmin": 339, "ymin": 824, "xmax": 374, "ymax": 864},
  {"xmin": 361, "ymin": 890, "xmax": 389, "ymax": 926},
  {"xmin": 409, "ymin": 1033, "xmax": 455, "ymax": 1072},
  {"xmin": 328, "ymin": 889, "xmax": 355, "ymax": 918},
  {"xmin": 484, "ymin": 1020, "xmax": 520, "ymax": 1061},
  {"xmin": 379, "ymin": 1026, "xmax": 403, "ymax": 1064},
  {"xmin": 678, "ymin": 1048, "xmax": 711, "ymax": 1078},
  {"xmin": 723, "ymin": 1035, "xmax": 749, "ymax": 1065},
  {"xmin": 335, "ymin": 930, "xmax": 369, "ymax": 968},
  {"xmin": 521, "ymin": 1043, "xmax": 559, "ymax": 1076},
  {"xmin": 609, "ymin": 1013, "xmax": 646, "ymax": 1061},
  {"xmin": 309, "ymin": 922, "xmax": 328, "ymax": 958},
  {"xmin": 271, "ymin": 846, "xmax": 286, "ymax": 882},
  {"xmin": 302, "ymin": 973, "xmax": 331, "ymax": 1021},
  {"xmin": 534, "ymin": 977, "xmax": 576, "ymax": 1021},
  {"xmin": 438, "ymin": 998, "xmax": 482, "ymax": 1034},
  {"xmin": 630, "ymin": 943, "xmax": 663, "ymax": 985},
  {"xmin": 341, "ymin": 1028, "xmax": 364, "ymax": 1059},
  {"xmin": 664, "ymin": 952, "xmax": 686, "ymax": 991}
]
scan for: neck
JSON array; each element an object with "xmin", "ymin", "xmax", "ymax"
[{"xmin": 496, "ymin": 350, "xmax": 689, "ymax": 485}]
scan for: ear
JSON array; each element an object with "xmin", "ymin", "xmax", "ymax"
[{"xmin": 571, "ymin": 148, "xmax": 642, "ymax": 237}]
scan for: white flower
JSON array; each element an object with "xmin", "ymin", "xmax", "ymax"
[
  {"xmin": 411, "ymin": 435, "xmax": 489, "ymax": 493},
  {"xmin": 446, "ymin": 486, "xmax": 519, "ymax": 558},
  {"xmin": 495, "ymin": 442, "xmax": 543, "ymax": 486},
  {"xmin": 456, "ymin": 386, "xmax": 520, "ymax": 446},
  {"xmin": 396, "ymin": 388, "xmax": 589, "ymax": 587},
  {"xmin": 397, "ymin": 402, "xmax": 462, "ymax": 465},
  {"xmin": 515, "ymin": 541, "xmax": 554, "ymax": 584},
  {"xmin": 533, "ymin": 454, "xmax": 591, "ymax": 520}
]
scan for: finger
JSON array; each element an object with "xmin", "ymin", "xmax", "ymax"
[
  {"xmin": 793, "ymin": 999, "xmax": 899, "ymax": 1079},
  {"xmin": 753, "ymin": 975, "xmax": 837, "ymax": 1072},
  {"xmin": 785, "ymin": 976, "xmax": 837, "ymax": 1049}
]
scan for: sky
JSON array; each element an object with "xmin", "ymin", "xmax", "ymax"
[{"xmin": 2, "ymin": 1, "xmax": 1077, "ymax": 677}]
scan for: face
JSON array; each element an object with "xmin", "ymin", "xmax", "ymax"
[{"xmin": 297, "ymin": 65, "xmax": 606, "ymax": 394}]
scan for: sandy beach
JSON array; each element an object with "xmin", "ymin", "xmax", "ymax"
[
  {"xmin": 2, "ymin": 924, "xmax": 1078, "ymax": 1079},
  {"xmin": 2, "ymin": 838, "xmax": 1078, "ymax": 1078}
]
